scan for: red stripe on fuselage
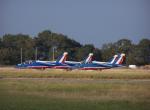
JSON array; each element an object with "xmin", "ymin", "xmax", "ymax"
[
  {"xmin": 79, "ymin": 67, "xmax": 110, "ymax": 70},
  {"xmin": 52, "ymin": 66, "xmax": 70, "ymax": 69},
  {"xmin": 28, "ymin": 66, "xmax": 52, "ymax": 69}
]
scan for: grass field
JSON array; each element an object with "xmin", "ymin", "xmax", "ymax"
[
  {"xmin": 0, "ymin": 67, "xmax": 150, "ymax": 110},
  {"xmin": 0, "ymin": 67, "xmax": 150, "ymax": 79}
]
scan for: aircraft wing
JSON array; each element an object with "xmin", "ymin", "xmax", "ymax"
[
  {"xmin": 92, "ymin": 61, "xmax": 107, "ymax": 64},
  {"xmin": 36, "ymin": 61, "xmax": 56, "ymax": 66},
  {"xmin": 93, "ymin": 62, "xmax": 113, "ymax": 67},
  {"xmin": 65, "ymin": 61, "xmax": 81, "ymax": 64}
]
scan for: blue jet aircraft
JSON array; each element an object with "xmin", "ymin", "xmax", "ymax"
[{"xmin": 77, "ymin": 53, "xmax": 125, "ymax": 70}]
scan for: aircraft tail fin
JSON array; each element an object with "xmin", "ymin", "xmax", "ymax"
[
  {"xmin": 115, "ymin": 53, "xmax": 126, "ymax": 65},
  {"xmin": 108, "ymin": 55, "xmax": 118, "ymax": 64},
  {"xmin": 56, "ymin": 52, "xmax": 68, "ymax": 64},
  {"xmin": 83, "ymin": 53, "xmax": 93, "ymax": 64}
]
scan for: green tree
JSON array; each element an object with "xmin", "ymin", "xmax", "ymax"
[
  {"xmin": 136, "ymin": 39, "xmax": 150, "ymax": 65},
  {"xmin": 101, "ymin": 43, "xmax": 116, "ymax": 61},
  {"xmin": 93, "ymin": 48, "xmax": 101, "ymax": 61},
  {"xmin": 34, "ymin": 30, "xmax": 81, "ymax": 60},
  {"xmin": 75, "ymin": 44, "xmax": 95, "ymax": 61},
  {"xmin": 114, "ymin": 39, "xmax": 132, "ymax": 53},
  {"xmin": 1, "ymin": 34, "xmax": 34, "ymax": 64},
  {"xmin": 101, "ymin": 39, "xmax": 132, "ymax": 63},
  {"xmin": 0, "ymin": 48, "xmax": 18, "ymax": 65},
  {"xmin": 0, "ymin": 37, "xmax": 2, "ymax": 48}
]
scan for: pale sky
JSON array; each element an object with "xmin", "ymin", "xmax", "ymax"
[{"xmin": 1, "ymin": 0, "xmax": 150, "ymax": 47}]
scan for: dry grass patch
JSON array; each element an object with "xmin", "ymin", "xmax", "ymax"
[{"xmin": 0, "ymin": 67, "xmax": 150, "ymax": 79}]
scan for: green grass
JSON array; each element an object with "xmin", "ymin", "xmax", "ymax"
[
  {"xmin": 0, "ymin": 94, "xmax": 149, "ymax": 110},
  {"xmin": 0, "ymin": 67, "xmax": 150, "ymax": 110},
  {"xmin": 0, "ymin": 78, "xmax": 150, "ymax": 110}
]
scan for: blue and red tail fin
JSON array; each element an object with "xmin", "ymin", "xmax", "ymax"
[
  {"xmin": 115, "ymin": 53, "xmax": 125, "ymax": 65},
  {"xmin": 56, "ymin": 52, "xmax": 68, "ymax": 64}
]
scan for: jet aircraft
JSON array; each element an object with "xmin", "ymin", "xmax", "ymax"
[
  {"xmin": 16, "ymin": 52, "xmax": 94, "ymax": 70},
  {"xmin": 78, "ymin": 53, "xmax": 125, "ymax": 70},
  {"xmin": 16, "ymin": 52, "xmax": 68, "ymax": 69}
]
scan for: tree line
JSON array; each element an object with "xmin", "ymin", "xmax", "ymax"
[{"xmin": 0, "ymin": 30, "xmax": 149, "ymax": 65}]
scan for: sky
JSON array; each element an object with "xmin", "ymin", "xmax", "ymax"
[{"xmin": 0, "ymin": 0, "xmax": 150, "ymax": 47}]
